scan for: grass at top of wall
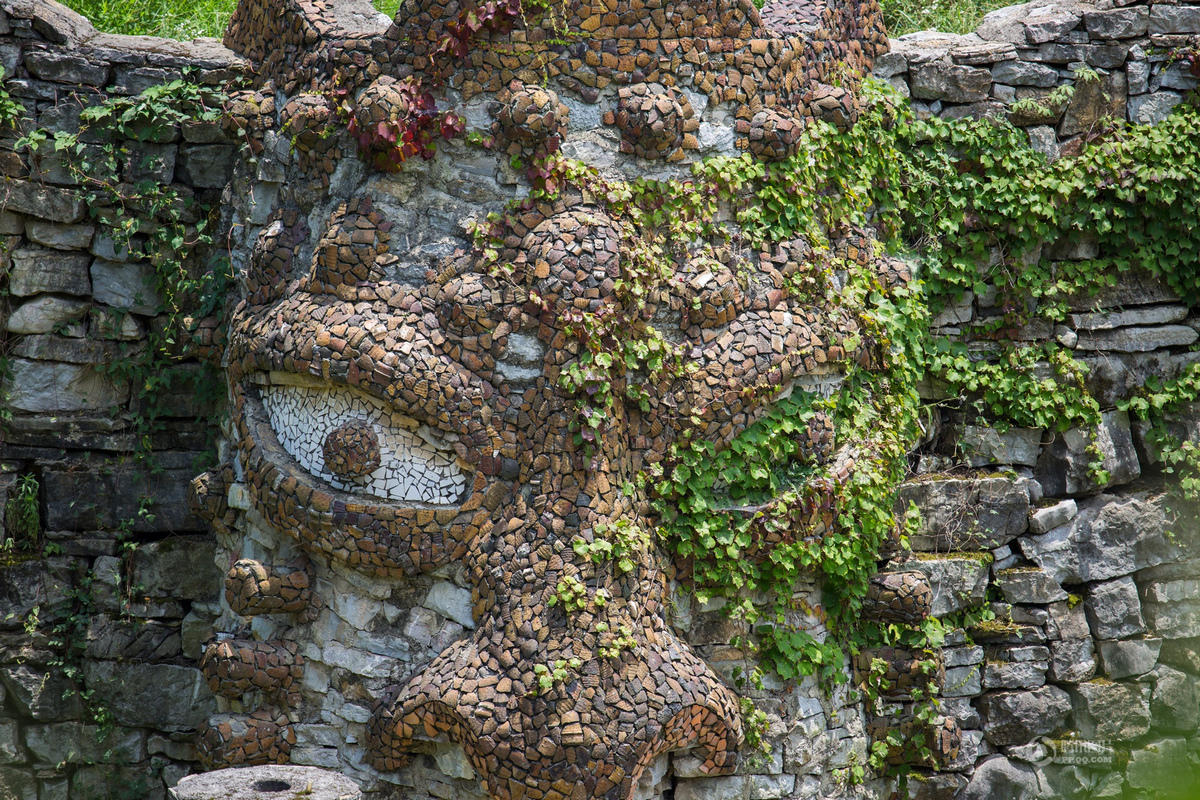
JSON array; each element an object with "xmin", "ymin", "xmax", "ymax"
[
  {"xmin": 61, "ymin": 0, "xmax": 402, "ymax": 40},
  {"xmin": 63, "ymin": 0, "xmax": 999, "ymax": 48},
  {"xmin": 881, "ymin": 0, "xmax": 1012, "ymax": 36}
]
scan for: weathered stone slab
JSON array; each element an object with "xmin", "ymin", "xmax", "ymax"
[
  {"xmin": 1084, "ymin": 6, "xmax": 1148, "ymax": 38},
  {"xmin": 130, "ymin": 536, "xmax": 220, "ymax": 601},
  {"xmin": 1071, "ymin": 679, "xmax": 1151, "ymax": 740},
  {"xmin": 83, "ymin": 662, "xmax": 215, "ymax": 731},
  {"xmin": 0, "ymin": 179, "xmax": 85, "ymax": 223},
  {"xmin": 24, "ymin": 722, "xmax": 145, "ymax": 765},
  {"xmin": 945, "ymin": 424, "xmax": 1042, "ymax": 467},
  {"xmin": 1029, "ymin": 499, "xmax": 1077, "ymax": 534},
  {"xmin": 0, "ymin": 662, "xmax": 81, "ymax": 721},
  {"xmin": 1085, "ymin": 576, "xmax": 1146, "ymax": 639},
  {"xmin": 1097, "ymin": 638, "xmax": 1161, "ymax": 679},
  {"xmin": 1069, "ymin": 304, "xmax": 1189, "ymax": 331},
  {"xmin": 5, "ymin": 296, "xmax": 89, "ymax": 335},
  {"xmin": 996, "ymin": 567, "xmax": 1067, "ymax": 604},
  {"xmin": 1035, "ymin": 410, "xmax": 1140, "ymax": 497},
  {"xmin": 8, "ymin": 248, "xmax": 91, "ymax": 296},
  {"xmin": 24, "ymin": 220, "xmax": 94, "ymax": 250},
  {"xmin": 979, "ymin": 685, "xmax": 1071, "ymax": 745},
  {"xmin": 1150, "ymin": 5, "xmax": 1200, "ymax": 35},
  {"xmin": 1049, "ymin": 637, "xmax": 1096, "ymax": 682},
  {"xmin": 911, "ymin": 62, "xmax": 993, "ymax": 102},
  {"xmin": 90, "ymin": 259, "xmax": 161, "ymax": 315},
  {"xmin": 1074, "ymin": 324, "xmax": 1198, "ymax": 352},
  {"xmin": 3, "ymin": 358, "xmax": 128, "ymax": 412},
  {"xmin": 992, "ymin": 59, "xmax": 1059, "ymax": 87},
  {"xmin": 170, "ymin": 766, "xmax": 361, "ymax": 800},
  {"xmin": 1021, "ymin": 492, "xmax": 1172, "ymax": 584},
  {"xmin": 897, "ymin": 475, "xmax": 1030, "ymax": 550}
]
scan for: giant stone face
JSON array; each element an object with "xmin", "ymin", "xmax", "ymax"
[{"xmin": 190, "ymin": 0, "xmax": 896, "ymax": 796}]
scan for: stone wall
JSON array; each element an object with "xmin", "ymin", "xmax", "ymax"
[
  {"xmin": 0, "ymin": 0, "xmax": 1196, "ymax": 799},
  {"xmin": 0, "ymin": 2, "xmax": 242, "ymax": 798},
  {"xmin": 876, "ymin": 0, "xmax": 1199, "ymax": 157}
]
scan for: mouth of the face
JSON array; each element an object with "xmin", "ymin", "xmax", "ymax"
[{"xmin": 244, "ymin": 371, "xmax": 472, "ymax": 508}]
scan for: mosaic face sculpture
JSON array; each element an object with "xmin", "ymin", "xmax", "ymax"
[{"xmin": 190, "ymin": 0, "xmax": 917, "ymax": 796}]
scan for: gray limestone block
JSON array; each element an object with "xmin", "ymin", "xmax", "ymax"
[
  {"xmin": 1034, "ymin": 410, "xmax": 1140, "ymax": 497},
  {"xmin": 1124, "ymin": 738, "xmax": 1196, "ymax": 792},
  {"xmin": 23, "ymin": 220, "xmax": 94, "ymax": 250},
  {"xmin": 123, "ymin": 141, "xmax": 176, "ymax": 184},
  {"xmin": 1086, "ymin": 575, "xmax": 1146, "ymax": 639},
  {"xmin": 1046, "ymin": 599, "xmax": 1090, "ymax": 640},
  {"xmin": 3, "ymin": 358, "xmax": 128, "ymax": 412},
  {"xmin": 944, "ymin": 424, "xmax": 1043, "ymax": 468},
  {"xmin": 23, "ymin": 50, "xmax": 109, "ymax": 85},
  {"xmin": 979, "ymin": 685, "xmax": 1072, "ymax": 746},
  {"xmin": 892, "ymin": 554, "xmax": 991, "ymax": 616},
  {"xmin": 1130, "ymin": 90, "xmax": 1183, "ymax": 124},
  {"xmin": 1074, "ymin": 324, "xmax": 1199, "ymax": 352},
  {"xmin": 1150, "ymin": 5, "xmax": 1200, "ymax": 35},
  {"xmin": 1084, "ymin": 6, "xmax": 1149, "ymax": 38},
  {"xmin": 130, "ymin": 537, "xmax": 221, "ymax": 601},
  {"xmin": 23, "ymin": 722, "xmax": 145, "ymax": 766},
  {"xmin": 1071, "ymin": 678, "xmax": 1152, "ymax": 740},
  {"xmin": 977, "ymin": 4, "xmax": 1034, "ymax": 44},
  {"xmin": 958, "ymin": 756, "xmax": 1040, "ymax": 800},
  {"xmin": 0, "ymin": 720, "xmax": 21, "ymax": 765},
  {"xmin": 1144, "ymin": 597, "xmax": 1200, "ymax": 639},
  {"xmin": 992, "ymin": 59, "xmax": 1061, "ymax": 87},
  {"xmin": 1, "ymin": 178, "xmax": 85, "ymax": 223},
  {"xmin": 896, "ymin": 475, "xmax": 1030, "ymax": 551},
  {"xmin": 1029, "ymin": 499, "xmax": 1077, "ymax": 534},
  {"xmin": 996, "ymin": 567, "xmax": 1068, "ymax": 604},
  {"xmin": 1069, "ymin": 304, "xmax": 1190, "ymax": 331},
  {"xmin": 424, "ymin": 581, "xmax": 475, "ymax": 628},
  {"xmin": 1049, "ymin": 636, "xmax": 1097, "ymax": 682},
  {"xmin": 944, "ymin": 664, "xmax": 984, "ymax": 697},
  {"xmin": 0, "ymin": 661, "xmax": 82, "ymax": 721},
  {"xmin": 1024, "ymin": 4, "xmax": 1084, "ymax": 44},
  {"xmin": 911, "ymin": 61, "xmax": 994, "ymax": 103},
  {"xmin": 873, "ymin": 49, "xmax": 908, "ymax": 79},
  {"xmin": 5, "ymin": 295, "xmax": 89, "ymax": 335},
  {"xmin": 41, "ymin": 459, "xmax": 200, "ymax": 532},
  {"xmin": 983, "ymin": 659, "xmax": 1048, "ymax": 689},
  {"xmin": 1097, "ymin": 637, "xmax": 1162, "ymax": 679},
  {"xmin": 91, "ymin": 258, "xmax": 161, "ymax": 315},
  {"xmin": 0, "ymin": 767, "xmax": 36, "ymax": 800},
  {"xmin": 1150, "ymin": 664, "xmax": 1200, "ymax": 733},
  {"xmin": 83, "ymin": 661, "xmax": 215, "ymax": 732},
  {"xmin": 177, "ymin": 143, "xmax": 234, "ymax": 188},
  {"xmin": 1085, "ymin": 44, "xmax": 1130, "ymax": 70},
  {"xmin": 7, "ymin": 247, "xmax": 91, "ymax": 296}
]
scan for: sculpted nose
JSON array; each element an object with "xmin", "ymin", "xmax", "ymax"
[{"xmin": 366, "ymin": 618, "xmax": 742, "ymax": 799}]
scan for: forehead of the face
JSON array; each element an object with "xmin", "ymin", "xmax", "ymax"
[{"xmin": 224, "ymin": 0, "xmax": 886, "ymax": 116}]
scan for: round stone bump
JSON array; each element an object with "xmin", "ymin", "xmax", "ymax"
[{"xmin": 322, "ymin": 420, "xmax": 381, "ymax": 479}]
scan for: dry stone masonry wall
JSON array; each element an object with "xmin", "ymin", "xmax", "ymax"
[
  {"xmin": 0, "ymin": 0, "xmax": 1197, "ymax": 799},
  {"xmin": 876, "ymin": 0, "xmax": 1200, "ymax": 156},
  {"xmin": 0, "ymin": 3, "xmax": 245, "ymax": 799}
]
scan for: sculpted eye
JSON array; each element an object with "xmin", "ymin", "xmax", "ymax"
[{"xmin": 256, "ymin": 375, "xmax": 469, "ymax": 505}]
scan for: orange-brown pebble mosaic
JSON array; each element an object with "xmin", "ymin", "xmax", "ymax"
[{"xmin": 198, "ymin": 0, "xmax": 907, "ymax": 796}]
